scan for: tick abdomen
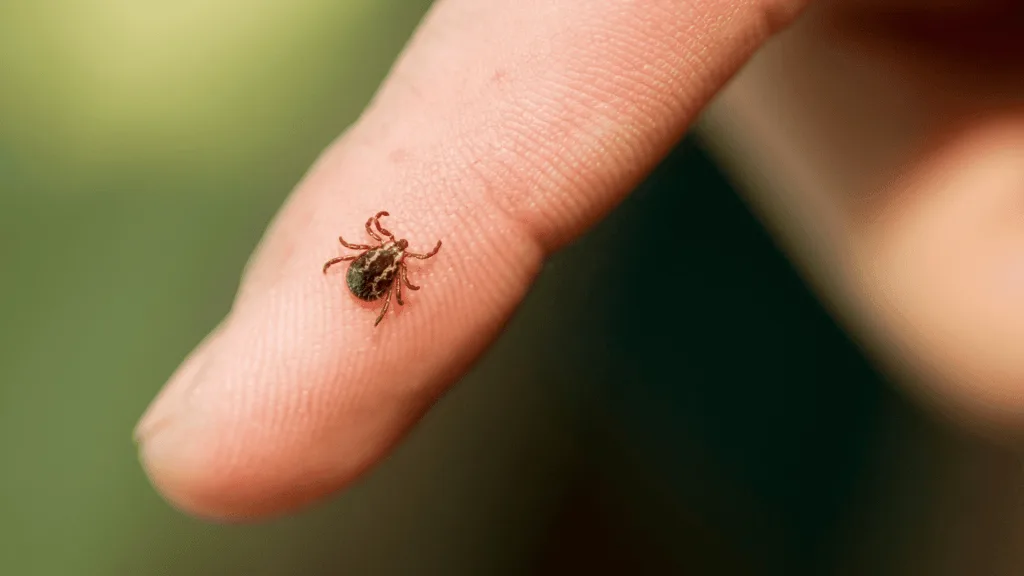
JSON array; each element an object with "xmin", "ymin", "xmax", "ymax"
[{"xmin": 347, "ymin": 246, "xmax": 400, "ymax": 301}]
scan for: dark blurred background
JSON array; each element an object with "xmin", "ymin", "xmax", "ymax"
[{"xmin": 1, "ymin": 1, "xmax": 1020, "ymax": 575}]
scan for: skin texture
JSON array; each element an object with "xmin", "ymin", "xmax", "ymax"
[{"xmin": 136, "ymin": 0, "xmax": 1024, "ymax": 521}]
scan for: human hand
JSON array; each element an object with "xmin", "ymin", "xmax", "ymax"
[{"xmin": 135, "ymin": 0, "xmax": 1022, "ymax": 523}]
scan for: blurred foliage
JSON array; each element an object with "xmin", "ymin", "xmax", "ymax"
[{"xmin": 0, "ymin": 1, "xmax": 432, "ymax": 574}]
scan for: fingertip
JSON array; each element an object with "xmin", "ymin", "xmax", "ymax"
[
  {"xmin": 140, "ymin": 445, "xmax": 335, "ymax": 522},
  {"xmin": 138, "ymin": 397, "xmax": 377, "ymax": 522}
]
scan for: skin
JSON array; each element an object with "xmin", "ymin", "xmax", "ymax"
[{"xmin": 135, "ymin": 0, "xmax": 1024, "ymax": 521}]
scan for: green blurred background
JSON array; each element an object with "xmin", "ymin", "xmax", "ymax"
[
  {"xmin": 0, "ymin": 1, "xmax": 436, "ymax": 573},
  {"xmin": 2, "ymin": 2, "xmax": 1022, "ymax": 575}
]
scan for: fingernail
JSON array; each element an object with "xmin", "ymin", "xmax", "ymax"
[
  {"xmin": 134, "ymin": 354, "xmax": 211, "ymax": 446},
  {"xmin": 134, "ymin": 324, "xmax": 224, "ymax": 446}
]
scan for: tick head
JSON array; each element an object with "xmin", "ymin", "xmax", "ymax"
[{"xmin": 396, "ymin": 238, "xmax": 409, "ymax": 250}]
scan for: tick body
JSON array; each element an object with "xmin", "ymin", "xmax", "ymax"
[{"xmin": 323, "ymin": 211, "xmax": 442, "ymax": 327}]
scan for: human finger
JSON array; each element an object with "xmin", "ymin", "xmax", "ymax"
[{"xmin": 135, "ymin": 0, "xmax": 813, "ymax": 521}]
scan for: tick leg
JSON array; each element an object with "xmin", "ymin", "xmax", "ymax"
[
  {"xmin": 372, "ymin": 211, "xmax": 395, "ymax": 240},
  {"xmin": 339, "ymin": 235, "xmax": 373, "ymax": 251},
  {"xmin": 323, "ymin": 255, "xmax": 357, "ymax": 274},
  {"xmin": 395, "ymin": 276, "xmax": 404, "ymax": 306},
  {"xmin": 374, "ymin": 287, "xmax": 393, "ymax": 327},
  {"xmin": 366, "ymin": 215, "xmax": 384, "ymax": 244},
  {"xmin": 406, "ymin": 240, "xmax": 442, "ymax": 260},
  {"xmin": 402, "ymin": 265, "xmax": 420, "ymax": 290}
]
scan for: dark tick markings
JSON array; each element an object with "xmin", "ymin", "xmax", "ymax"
[{"xmin": 323, "ymin": 211, "xmax": 442, "ymax": 327}]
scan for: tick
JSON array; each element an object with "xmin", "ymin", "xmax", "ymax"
[{"xmin": 323, "ymin": 211, "xmax": 442, "ymax": 327}]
